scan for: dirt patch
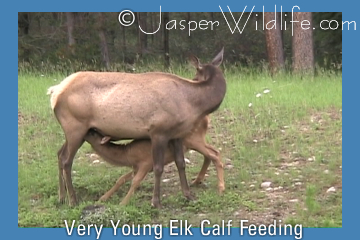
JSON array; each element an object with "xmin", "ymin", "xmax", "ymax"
[
  {"xmin": 18, "ymin": 110, "xmax": 44, "ymax": 127},
  {"xmin": 18, "ymin": 111, "xmax": 25, "ymax": 126}
]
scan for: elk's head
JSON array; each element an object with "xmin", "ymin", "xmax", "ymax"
[{"xmin": 190, "ymin": 47, "xmax": 224, "ymax": 82}]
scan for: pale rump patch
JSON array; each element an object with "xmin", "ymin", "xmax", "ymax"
[{"xmin": 46, "ymin": 72, "xmax": 81, "ymax": 110}]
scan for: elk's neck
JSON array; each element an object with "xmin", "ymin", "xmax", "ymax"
[{"xmin": 188, "ymin": 69, "xmax": 226, "ymax": 116}]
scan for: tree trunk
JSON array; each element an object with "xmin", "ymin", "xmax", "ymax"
[
  {"xmin": 122, "ymin": 25, "xmax": 126, "ymax": 62},
  {"xmin": 18, "ymin": 12, "xmax": 30, "ymax": 35},
  {"xmin": 150, "ymin": 12, "xmax": 154, "ymax": 44},
  {"xmin": 210, "ymin": 12, "xmax": 216, "ymax": 36},
  {"xmin": 163, "ymin": 12, "xmax": 170, "ymax": 68},
  {"xmin": 137, "ymin": 13, "xmax": 141, "ymax": 55},
  {"xmin": 264, "ymin": 12, "xmax": 285, "ymax": 75},
  {"xmin": 184, "ymin": 12, "xmax": 193, "ymax": 53},
  {"xmin": 157, "ymin": 12, "xmax": 162, "ymax": 49},
  {"xmin": 143, "ymin": 13, "xmax": 147, "ymax": 51},
  {"xmin": 96, "ymin": 13, "xmax": 110, "ymax": 69},
  {"xmin": 137, "ymin": 13, "xmax": 148, "ymax": 55},
  {"xmin": 65, "ymin": 12, "xmax": 76, "ymax": 55},
  {"xmin": 292, "ymin": 12, "xmax": 315, "ymax": 75},
  {"xmin": 18, "ymin": 12, "xmax": 30, "ymax": 62}
]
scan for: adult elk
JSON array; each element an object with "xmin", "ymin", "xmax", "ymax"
[{"xmin": 47, "ymin": 48, "xmax": 226, "ymax": 208}]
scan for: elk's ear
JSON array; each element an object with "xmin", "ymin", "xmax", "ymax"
[
  {"xmin": 189, "ymin": 54, "xmax": 201, "ymax": 69},
  {"xmin": 211, "ymin": 47, "xmax": 224, "ymax": 67}
]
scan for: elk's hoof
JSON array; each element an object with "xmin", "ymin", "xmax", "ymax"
[
  {"xmin": 151, "ymin": 199, "xmax": 162, "ymax": 209},
  {"xmin": 218, "ymin": 185, "xmax": 225, "ymax": 194},
  {"xmin": 191, "ymin": 180, "xmax": 208, "ymax": 189},
  {"xmin": 185, "ymin": 192, "xmax": 196, "ymax": 201},
  {"xmin": 98, "ymin": 196, "xmax": 109, "ymax": 202},
  {"xmin": 190, "ymin": 179, "xmax": 202, "ymax": 186},
  {"xmin": 58, "ymin": 197, "xmax": 66, "ymax": 205},
  {"xmin": 68, "ymin": 198, "xmax": 78, "ymax": 207}
]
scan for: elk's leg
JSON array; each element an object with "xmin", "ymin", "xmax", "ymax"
[
  {"xmin": 172, "ymin": 138, "xmax": 194, "ymax": 200},
  {"xmin": 58, "ymin": 124, "xmax": 87, "ymax": 206},
  {"xmin": 186, "ymin": 140, "xmax": 225, "ymax": 194},
  {"xmin": 99, "ymin": 171, "xmax": 134, "ymax": 202},
  {"xmin": 120, "ymin": 164, "xmax": 152, "ymax": 205},
  {"xmin": 57, "ymin": 144, "xmax": 67, "ymax": 204},
  {"xmin": 205, "ymin": 144, "xmax": 225, "ymax": 193},
  {"xmin": 191, "ymin": 156, "xmax": 211, "ymax": 185},
  {"xmin": 151, "ymin": 136, "xmax": 168, "ymax": 208}
]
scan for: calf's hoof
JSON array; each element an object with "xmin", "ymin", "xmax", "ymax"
[
  {"xmin": 218, "ymin": 185, "xmax": 225, "ymax": 195},
  {"xmin": 98, "ymin": 195, "xmax": 109, "ymax": 202},
  {"xmin": 191, "ymin": 180, "xmax": 208, "ymax": 189},
  {"xmin": 190, "ymin": 179, "xmax": 202, "ymax": 186}
]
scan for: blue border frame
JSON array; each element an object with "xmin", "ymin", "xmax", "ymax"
[{"xmin": 12, "ymin": 0, "xmax": 355, "ymax": 239}]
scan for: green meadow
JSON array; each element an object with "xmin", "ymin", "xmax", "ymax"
[{"xmin": 18, "ymin": 66, "xmax": 342, "ymax": 228}]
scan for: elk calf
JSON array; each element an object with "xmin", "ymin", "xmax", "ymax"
[{"xmin": 85, "ymin": 115, "xmax": 224, "ymax": 205}]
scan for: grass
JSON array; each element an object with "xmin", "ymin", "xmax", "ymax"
[{"xmin": 18, "ymin": 67, "xmax": 342, "ymax": 228}]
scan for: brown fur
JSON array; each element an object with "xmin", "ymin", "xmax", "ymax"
[
  {"xmin": 84, "ymin": 115, "xmax": 224, "ymax": 205},
  {"xmin": 47, "ymin": 48, "xmax": 226, "ymax": 208}
]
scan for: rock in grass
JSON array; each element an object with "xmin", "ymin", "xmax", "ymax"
[
  {"xmin": 79, "ymin": 205, "xmax": 120, "ymax": 226},
  {"xmin": 225, "ymin": 164, "xmax": 234, "ymax": 169},
  {"xmin": 80, "ymin": 205, "xmax": 106, "ymax": 224},
  {"xmin": 326, "ymin": 187, "xmax": 336, "ymax": 193},
  {"xmin": 90, "ymin": 153, "xmax": 99, "ymax": 159},
  {"xmin": 261, "ymin": 182, "xmax": 272, "ymax": 188},
  {"xmin": 307, "ymin": 156, "xmax": 315, "ymax": 162}
]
